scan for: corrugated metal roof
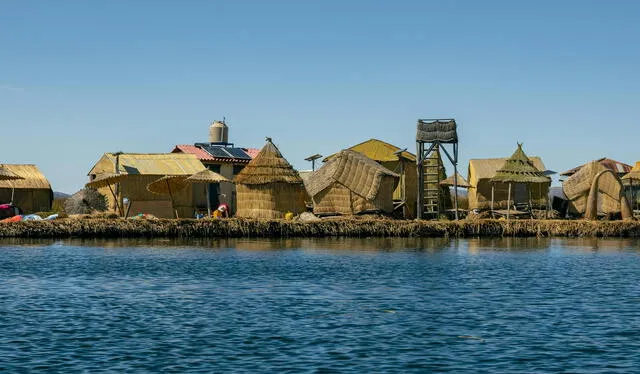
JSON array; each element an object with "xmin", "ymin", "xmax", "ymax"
[
  {"xmin": 172, "ymin": 145, "xmax": 215, "ymax": 161},
  {"xmin": 243, "ymin": 148, "xmax": 260, "ymax": 159},
  {"xmin": 0, "ymin": 164, "xmax": 52, "ymax": 190},
  {"xmin": 324, "ymin": 139, "xmax": 416, "ymax": 162},
  {"xmin": 560, "ymin": 158, "xmax": 632, "ymax": 176},
  {"xmin": 173, "ymin": 145, "xmax": 258, "ymax": 163},
  {"xmin": 100, "ymin": 153, "xmax": 206, "ymax": 175}
]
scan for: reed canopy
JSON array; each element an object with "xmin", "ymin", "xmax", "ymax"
[
  {"xmin": 440, "ymin": 173, "xmax": 470, "ymax": 188},
  {"xmin": 306, "ymin": 150, "xmax": 399, "ymax": 216},
  {"xmin": 234, "ymin": 139, "xmax": 307, "ymax": 219}
]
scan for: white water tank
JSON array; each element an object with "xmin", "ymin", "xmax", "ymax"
[{"xmin": 209, "ymin": 120, "xmax": 228, "ymax": 143}]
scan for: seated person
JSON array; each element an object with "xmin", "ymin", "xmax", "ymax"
[{"xmin": 212, "ymin": 203, "xmax": 230, "ymax": 218}]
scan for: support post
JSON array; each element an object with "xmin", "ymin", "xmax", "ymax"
[
  {"xmin": 206, "ymin": 185, "xmax": 212, "ymax": 217},
  {"xmin": 491, "ymin": 184, "xmax": 495, "ymax": 218},
  {"xmin": 507, "ymin": 183, "xmax": 512, "ymax": 220}
]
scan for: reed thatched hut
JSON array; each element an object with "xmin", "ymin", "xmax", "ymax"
[
  {"xmin": 563, "ymin": 160, "xmax": 632, "ymax": 219},
  {"xmin": 489, "ymin": 144, "xmax": 551, "ymax": 217},
  {"xmin": 87, "ymin": 153, "xmax": 206, "ymax": 218},
  {"xmin": 468, "ymin": 145, "xmax": 549, "ymax": 210},
  {"xmin": 0, "ymin": 164, "xmax": 52, "ymax": 213},
  {"xmin": 323, "ymin": 139, "xmax": 418, "ymax": 218},
  {"xmin": 234, "ymin": 139, "xmax": 307, "ymax": 219},
  {"xmin": 306, "ymin": 150, "xmax": 399, "ymax": 216}
]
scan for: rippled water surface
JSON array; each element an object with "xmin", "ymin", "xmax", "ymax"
[{"xmin": 1, "ymin": 237, "xmax": 640, "ymax": 372}]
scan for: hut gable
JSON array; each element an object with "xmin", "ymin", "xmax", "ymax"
[
  {"xmin": 307, "ymin": 150, "xmax": 399, "ymax": 200},
  {"xmin": 234, "ymin": 140, "xmax": 303, "ymax": 185},
  {"xmin": 0, "ymin": 164, "xmax": 51, "ymax": 190},
  {"xmin": 323, "ymin": 138, "xmax": 416, "ymax": 163}
]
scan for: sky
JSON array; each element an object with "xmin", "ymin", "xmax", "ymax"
[{"xmin": 1, "ymin": 0, "xmax": 639, "ymax": 193}]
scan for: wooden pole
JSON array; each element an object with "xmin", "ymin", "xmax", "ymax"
[
  {"xmin": 529, "ymin": 185, "xmax": 533, "ymax": 218},
  {"xmin": 206, "ymin": 184, "xmax": 212, "ymax": 217},
  {"xmin": 166, "ymin": 180, "xmax": 178, "ymax": 219},
  {"xmin": 507, "ymin": 183, "xmax": 512, "ymax": 220},
  {"xmin": 107, "ymin": 184, "xmax": 122, "ymax": 216},
  {"xmin": 9, "ymin": 181, "xmax": 15, "ymax": 203},
  {"xmin": 491, "ymin": 184, "xmax": 495, "ymax": 218}
]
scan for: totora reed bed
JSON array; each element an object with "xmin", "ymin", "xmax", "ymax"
[{"xmin": 2, "ymin": 218, "xmax": 640, "ymax": 238}]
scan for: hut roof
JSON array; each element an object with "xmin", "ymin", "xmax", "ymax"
[
  {"xmin": 622, "ymin": 161, "xmax": 640, "ymax": 183},
  {"xmin": 323, "ymin": 138, "xmax": 416, "ymax": 163},
  {"xmin": 172, "ymin": 145, "xmax": 217, "ymax": 161},
  {"xmin": 560, "ymin": 158, "xmax": 632, "ymax": 177},
  {"xmin": 307, "ymin": 150, "xmax": 399, "ymax": 200},
  {"xmin": 491, "ymin": 144, "xmax": 551, "ymax": 184},
  {"xmin": 234, "ymin": 139, "xmax": 303, "ymax": 185},
  {"xmin": 0, "ymin": 164, "xmax": 51, "ymax": 190},
  {"xmin": 469, "ymin": 157, "xmax": 545, "ymax": 181},
  {"xmin": 440, "ymin": 173, "xmax": 471, "ymax": 188},
  {"xmin": 0, "ymin": 165, "xmax": 22, "ymax": 181},
  {"xmin": 89, "ymin": 153, "xmax": 206, "ymax": 176}
]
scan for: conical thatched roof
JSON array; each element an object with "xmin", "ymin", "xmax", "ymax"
[
  {"xmin": 234, "ymin": 139, "xmax": 303, "ymax": 185},
  {"xmin": 440, "ymin": 172, "xmax": 470, "ymax": 188},
  {"xmin": 186, "ymin": 169, "xmax": 231, "ymax": 184},
  {"xmin": 490, "ymin": 144, "xmax": 551, "ymax": 184}
]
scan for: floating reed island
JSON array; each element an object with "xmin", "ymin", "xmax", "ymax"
[{"xmin": 2, "ymin": 217, "xmax": 640, "ymax": 239}]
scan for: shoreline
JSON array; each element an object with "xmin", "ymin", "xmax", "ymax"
[{"xmin": 1, "ymin": 218, "xmax": 640, "ymax": 239}]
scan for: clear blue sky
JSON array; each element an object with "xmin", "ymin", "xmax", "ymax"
[{"xmin": 1, "ymin": 0, "xmax": 639, "ymax": 193}]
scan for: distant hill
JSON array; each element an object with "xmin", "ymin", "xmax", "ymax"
[{"xmin": 53, "ymin": 191, "xmax": 71, "ymax": 199}]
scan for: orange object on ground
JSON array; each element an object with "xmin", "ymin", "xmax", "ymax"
[{"xmin": 0, "ymin": 215, "xmax": 22, "ymax": 223}]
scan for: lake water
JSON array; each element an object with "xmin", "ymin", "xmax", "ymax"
[{"xmin": 1, "ymin": 237, "xmax": 639, "ymax": 373}]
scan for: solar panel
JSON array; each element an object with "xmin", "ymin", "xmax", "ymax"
[
  {"xmin": 199, "ymin": 145, "xmax": 252, "ymax": 160},
  {"xmin": 203, "ymin": 146, "xmax": 232, "ymax": 158},
  {"xmin": 224, "ymin": 147, "xmax": 252, "ymax": 160}
]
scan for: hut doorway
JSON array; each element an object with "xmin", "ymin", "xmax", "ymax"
[{"xmin": 208, "ymin": 183, "xmax": 220, "ymax": 210}]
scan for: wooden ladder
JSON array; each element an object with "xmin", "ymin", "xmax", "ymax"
[{"xmin": 422, "ymin": 146, "xmax": 443, "ymax": 219}]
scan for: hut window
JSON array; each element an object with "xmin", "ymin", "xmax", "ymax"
[
  {"xmin": 233, "ymin": 165, "xmax": 245, "ymax": 175},
  {"xmin": 207, "ymin": 164, "xmax": 221, "ymax": 174}
]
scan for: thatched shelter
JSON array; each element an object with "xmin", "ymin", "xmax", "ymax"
[
  {"xmin": 468, "ymin": 151, "xmax": 548, "ymax": 211},
  {"xmin": 306, "ymin": 150, "xmax": 399, "ymax": 216},
  {"xmin": 0, "ymin": 164, "xmax": 52, "ymax": 213},
  {"xmin": 489, "ymin": 144, "xmax": 551, "ymax": 218},
  {"xmin": 563, "ymin": 160, "xmax": 632, "ymax": 219},
  {"xmin": 622, "ymin": 161, "xmax": 640, "ymax": 211},
  {"xmin": 323, "ymin": 139, "xmax": 420, "ymax": 218},
  {"xmin": 234, "ymin": 139, "xmax": 307, "ymax": 219},
  {"xmin": 87, "ymin": 153, "xmax": 206, "ymax": 218}
]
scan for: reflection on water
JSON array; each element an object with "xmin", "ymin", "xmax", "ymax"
[
  {"xmin": 2, "ymin": 236, "xmax": 639, "ymax": 253},
  {"xmin": 0, "ymin": 237, "xmax": 639, "ymax": 372}
]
